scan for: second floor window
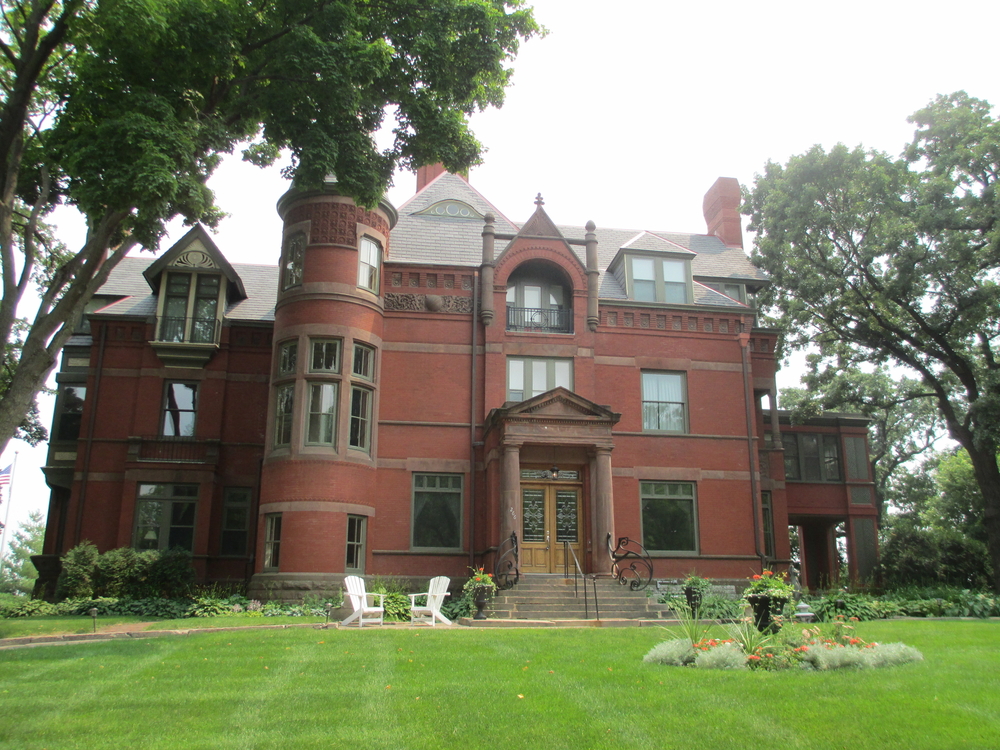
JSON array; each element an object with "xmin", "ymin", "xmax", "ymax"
[
  {"xmin": 349, "ymin": 386, "xmax": 372, "ymax": 451},
  {"xmin": 507, "ymin": 357, "xmax": 573, "ymax": 402},
  {"xmin": 274, "ymin": 384, "xmax": 294, "ymax": 447},
  {"xmin": 783, "ymin": 433, "xmax": 842, "ymax": 482},
  {"xmin": 306, "ymin": 382, "xmax": 338, "ymax": 446},
  {"xmin": 278, "ymin": 340, "xmax": 298, "ymax": 376},
  {"xmin": 162, "ymin": 382, "xmax": 197, "ymax": 437},
  {"xmin": 641, "ymin": 372, "xmax": 687, "ymax": 433}
]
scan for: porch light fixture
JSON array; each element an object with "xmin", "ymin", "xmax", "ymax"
[{"xmin": 544, "ymin": 466, "xmax": 560, "ymax": 480}]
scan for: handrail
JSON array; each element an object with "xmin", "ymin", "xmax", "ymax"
[
  {"xmin": 505, "ymin": 306, "xmax": 572, "ymax": 333},
  {"xmin": 494, "ymin": 532, "xmax": 519, "ymax": 590},
  {"xmin": 606, "ymin": 533, "xmax": 653, "ymax": 591},
  {"xmin": 564, "ymin": 541, "xmax": 599, "ymax": 620}
]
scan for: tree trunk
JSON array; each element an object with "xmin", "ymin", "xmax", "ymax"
[{"xmin": 962, "ymin": 443, "xmax": 1000, "ymax": 594}]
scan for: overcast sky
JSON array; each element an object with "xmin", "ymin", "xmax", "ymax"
[{"xmin": 3, "ymin": 0, "xmax": 999, "ymax": 533}]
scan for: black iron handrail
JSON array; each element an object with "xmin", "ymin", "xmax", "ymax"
[
  {"xmin": 506, "ymin": 306, "xmax": 572, "ymax": 333},
  {"xmin": 494, "ymin": 532, "xmax": 519, "ymax": 590},
  {"xmin": 564, "ymin": 541, "xmax": 599, "ymax": 620},
  {"xmin": 607, "ymin": 533, "xmax": 653, "ymax": 591}
]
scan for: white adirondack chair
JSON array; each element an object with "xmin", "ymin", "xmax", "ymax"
[
  {"xmin": 341, "ymin": 575, "xmax": 385, "ymax": 627},
  {"xmin": 408, "ymin": 576, "xmax": 452, "ymax": 626}
]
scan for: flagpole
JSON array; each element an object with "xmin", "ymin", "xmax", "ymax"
[{"xmin": 0, "ymin": 451, "xmax": 18, "ymax": 561}]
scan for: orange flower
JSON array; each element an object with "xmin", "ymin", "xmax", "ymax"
[{"xmin": 752, "ymin": 574, "xmax": 761, "ymax": 580}]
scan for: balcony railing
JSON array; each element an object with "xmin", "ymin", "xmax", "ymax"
[
  {"xmin": 506, "ymin": 306, "xmax": 572, "ymax": 333},
  {"xmin": 127, "ymin": 436, "xmax": 220, "ymax": 464},
  {"xmin": 156, "ymin": 316, "xmax": 221, "ymax": 344}
]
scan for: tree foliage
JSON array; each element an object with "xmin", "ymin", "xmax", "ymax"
[
  {"xmin": 0, "ymin": 509, "xmax": 44, "ymax": 595},
  {"xmin": 745, "ymin": 92, "xmax": 1000, "ymax": 592},
  {"xmin": 0, "ymin": 0, "xmax": 540, "ymax": 456}
]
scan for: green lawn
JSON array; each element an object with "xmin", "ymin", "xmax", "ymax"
[{"xmin": 0, "ymin": 620, "xmax": 997, "ymax": 749}]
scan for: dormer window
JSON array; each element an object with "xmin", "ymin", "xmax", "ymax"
[
  {"xmin": 703, "ymin": 281, "xmax": 746, "ymax": 304},
  {"xmin": 159, "ymin": 272, "xmax": 221, "ymax": 343},
  {"xmin": 627, "ymin": 256, "xmax": 690, "ymax": 304}
]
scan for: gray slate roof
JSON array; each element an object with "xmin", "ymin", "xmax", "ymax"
[
  {"xmin": 96, "ymin": 256, "xmax": 277, "ymax": 323},
  {"xmin": 94, "ymin": 172, "xmax": 766, "ymax": 319}
]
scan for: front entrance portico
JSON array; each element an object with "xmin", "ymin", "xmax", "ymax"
[{"xmin": 483, "ymin": 388, "xmax": 621, "ymax": 575}]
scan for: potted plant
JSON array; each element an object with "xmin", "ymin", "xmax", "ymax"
[
  {"xmin": 463, "ymin": 567, "xmax": 498, "ymax": 620},
  {"xmin": 681, "ymin": 573, "xmax": 711, "ymax": 613},
  {"xmin": 742, "ymin": 569, "xmax": 793, "ymax": 633}
]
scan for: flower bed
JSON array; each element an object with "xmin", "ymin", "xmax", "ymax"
[{"xmin": 644, "ymin": 615, "xmax": 923, "ymax": 671}]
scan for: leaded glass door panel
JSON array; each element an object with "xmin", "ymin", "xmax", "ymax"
[{"xmin": 520, "ymin": 485, "xmax": 582, "ymax": 573}]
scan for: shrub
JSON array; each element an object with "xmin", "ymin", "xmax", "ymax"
[
  {"xmin": 370, "ymin": 577, "xmax": 411, "ymax": 622},
  {"xmin": 96, "ymin": 548, "xmax": 155, "ymax": 598},
  {"xmin": 56, "ymin": 542, "xmax": 100, "ymax": 600},
  {"xmin": 694, "ymin": 642, "xmax": 747, "ymax": 670},
  {"xmin": 643, "ymin": 639, "xmax": 696, "ymax": 666},
  {"xmin": 807, "ymin": 592, "xmax": 882, "ymax": 622},
  {"xmin": 145, "ymin": 548, "xmax": 195, "ymax": 598}
]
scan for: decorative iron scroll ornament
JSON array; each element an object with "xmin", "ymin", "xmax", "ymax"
[
  {"xmin": 494, "ymin": 532, "xmax": 520, "ymax": 590},
  {"xmin": 606, "ymin": 533, "xmax": 653, "ymax": 591}
]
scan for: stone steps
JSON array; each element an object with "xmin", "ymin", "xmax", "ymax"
[{"xmin": 487, "ymin": 574, "xmax": 670, "ymax": 621}]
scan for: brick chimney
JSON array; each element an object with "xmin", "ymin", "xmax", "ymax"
[
  {"xmin": 416, "ymin": 163, "xmax": 469, "ymax": 193},
  {"xmin": 702, "ymin": 177, "xmax": 743, "ymax": 248}
]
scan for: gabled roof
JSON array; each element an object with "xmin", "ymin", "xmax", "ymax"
[
  {"xmin": 142, "ymin": 225, "xmax": 247, "ymax": 301},
  {"xmin": 389, "ymin": 173, "xmax": 520, "ymax": 266}
]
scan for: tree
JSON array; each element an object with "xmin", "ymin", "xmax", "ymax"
[
  {"xmin": 0, "ymin": 509, "xmax": 44, "ymax": 595},
  {"xmin": 780, "ymin": 363, "xmax": 944, "ymax": 519},
  {"xmin": 0, "ymin": 0, "xmax": 540, "ymax": 457},
  {"xmin": 744, "ymin": 92, "xmax": 1000, "ymax": 592}
]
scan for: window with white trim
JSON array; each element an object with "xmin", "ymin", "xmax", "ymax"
[
  {"xmin": 306, "ymin": 382, "xmax": 338, "ymax": 446},
  {"xmin": 278, "ymin": 340, "xmax": 298, "ymax": 376},
  {"xmin": 158, "ymin": 272, "xmax": 222, "ymax": 343},
  {"xmin": 641, "ymin": 372, "xmax": 687, "ymax": 433},
  {"xmin": 352, "ymin": 343, "xmax": 375, "ymax": 381},
  {"xmin": 358, "ymin": 237, "xmax": 381, "ymax": 293},
  {"xmin": 627, "ymin": 256, "xmax": 690, "ymax": 303}
]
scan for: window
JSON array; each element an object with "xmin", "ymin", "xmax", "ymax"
[
  {"xmin": 627, "ymin": 256, "xmax": 690, "ymax": 304},
  {"xmin": 306, "ymin": 382, "xmax": 338, "ymax": 445},
  {"xmin": 220, "ymin": 488, "xmax": 251, "ymax": 556},
  {"xmin": 349, "ymin": 386, "xmax": 372, "ymax": 450},
  {"xmin": 352, "ymin": 343, "xmax": 375, "ymax": 380},
  {"xmin": 134, "ymin": 483, "xmax": 198, "ymax": 551},
  {"xmin": 278, "ymin": 340, "xmax": 298, "ymax": 376},
  {"xmin": 162, "ymin": 382, "xmax": 197, "ymax": 437},
  {"xmin": 412, "ymin": 473, "xmax": 462, "ymax": 550},
  {"xmin": 56, "ymin": 385, "xmax": 87, "ymax": 441},
  {"xmin": 641, "ymin": 372, "xmax": 687, "ymax": 432},
  {"xmin": 282, "ymin": 233, "xmax": 305, "ymax": 290},
  {"xmin": 274, "ymin": 384, "xmax": 294, "ymax": 447},
  {"xmin": 507, "ymin": 357, "xmax": 573, "ymax": 401},
  {"xmin": 346, "ymin": 515, "xmax": 366, "ymax": 571},
  {"xmin": 782, "ymin": 433, "xmax": 842, "ymax": 482},
  {"xmin": 159, "ymin": 272, "xmax": 221, "ymax": 343},
  {"xmin": 843, "ymin": 436, "xmax": 869, "ymax": 481},
  {"xmin": 761, "ymin": 490, "xmax": 775, "ymax": 559},
  {"xmin": 310, "ymin": 339, "xmax": 341, "ymax": 373},
  {"xmin": 358, "ymin": 237, "xmax": 380, "ymax": 293},
  {"xmin": 640, "ymin": 481, "xmax": 697, "ymax": 553},
  {"xmin": 704, "ymin": 281, "xmax": 746, "ymax": 303},
  {"xmin": 505, "ymin": 267, "xmax": 572, "ymax": 333},
  {"xmin": 263, "ymin": 513, "xmax": 282, "ymax": 570}
]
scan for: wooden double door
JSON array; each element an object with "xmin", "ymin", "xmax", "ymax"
[{"xmin": 519, "ymin": 483, "xmax": 583, "ymax": 573}]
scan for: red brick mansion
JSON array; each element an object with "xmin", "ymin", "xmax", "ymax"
[{"xmin": 36, "ymin": 166, "xmax": 879, "ymax": 596}]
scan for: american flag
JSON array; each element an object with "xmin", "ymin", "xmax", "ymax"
[{"xmin": 0, "ymin": 464, "xmax": 11, "ymax": 486}]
